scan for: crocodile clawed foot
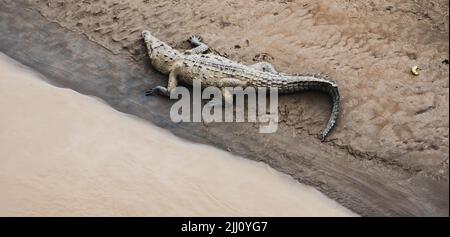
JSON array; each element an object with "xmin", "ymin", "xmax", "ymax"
[
  {"xmin": 188, "ymin": 34, "xmax": 203, "ymax": 44},
  {"xmin": 145, "ymin": 89, "xmax": 155, "ymax": 96},
  {"xmin": 145, "ymin": 86, "xmax": 170, "ymax": 97}
]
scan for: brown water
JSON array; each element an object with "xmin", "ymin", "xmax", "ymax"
[{"xmin": 0, "ymin": 54, "xmax": 355, "ymax": 216}]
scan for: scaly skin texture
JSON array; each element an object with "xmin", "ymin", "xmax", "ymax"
[{"xmin": 142, "ymin": 30, "xmax": 340, "ymax": 141}]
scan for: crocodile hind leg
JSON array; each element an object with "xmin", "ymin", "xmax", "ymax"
[
  {"xmin": 145, "ymin": 69, "xmax": 179, "ymax": 97},
  {"xmin": 249, "ymin": 62, "xmax": 277, "ymax": 73},
  {"xmin": 185, "ymin": 34, "xmax": 209, "ymax": 54}
]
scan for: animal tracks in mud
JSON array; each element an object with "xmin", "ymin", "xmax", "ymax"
[{"xmin": 33, "ymin": 0, "xmax": 449, "ymax": 175}]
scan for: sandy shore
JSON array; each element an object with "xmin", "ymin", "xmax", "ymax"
[{"xmin": 0, "ymin": 54, "xmax": 355, "ymax": 216}]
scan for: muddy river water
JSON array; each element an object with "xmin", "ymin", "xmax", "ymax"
[{"xmin": 0, "ymin": 54, "xmax": 356, "ymax": 216}]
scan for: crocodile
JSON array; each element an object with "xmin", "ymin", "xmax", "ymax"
[{"xmin": 142, "ymin": 30, "xmax": 340, "ymax": 141}]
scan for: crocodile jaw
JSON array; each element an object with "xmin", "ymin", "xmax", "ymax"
[{"xmin": 142, "ymin": 30, "xmax": 154, "ymax": 45}]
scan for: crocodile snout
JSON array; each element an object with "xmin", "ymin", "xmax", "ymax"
[{"xmin": 142, "ymin": 30, "xmax": 152, "ymax": 42}]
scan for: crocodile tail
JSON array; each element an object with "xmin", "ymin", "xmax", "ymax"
[{"xmin": 319, "ymin": 84, "xmax": 340, "ymax": 142}]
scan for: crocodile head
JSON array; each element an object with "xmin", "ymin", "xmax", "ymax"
[{"xmin": 142, "ymin": 30, "xmax": 180, "ymax": 74}]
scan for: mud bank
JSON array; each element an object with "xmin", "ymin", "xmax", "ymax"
[
  {"xmin": 30, "ymin": 0, "xmax": 450, "ymax": 176},
  {"xmin": 0, "ymin": 0, "xmax": 448, "ymax": 216}
]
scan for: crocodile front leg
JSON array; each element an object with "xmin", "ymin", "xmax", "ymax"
[
  {"xmin": 185, "ymin": 34, "xmax": 209, "ymax": 54},
  {"xmin": 249, "ymin": 62, "xmax": 277, "ymax": 73},
  {"xmin": 145, "ymin": 69, "xmax": 179, "ymax": 97}
]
